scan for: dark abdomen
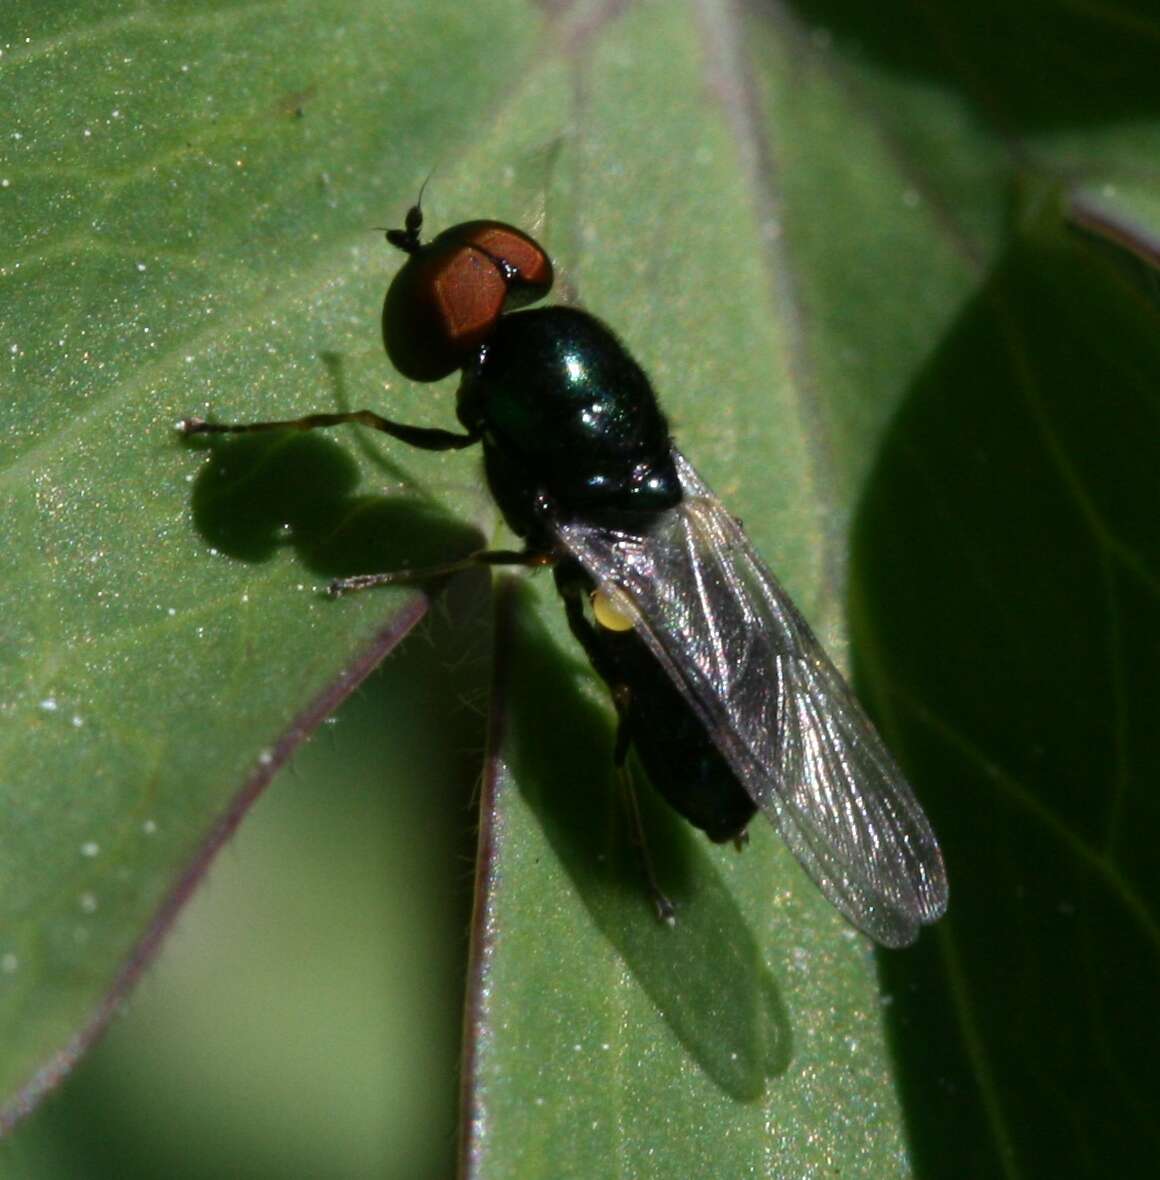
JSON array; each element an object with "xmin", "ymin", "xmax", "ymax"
[{"xmin": 585, "ymin": 608, "xmax": 757, "ymax": 843}]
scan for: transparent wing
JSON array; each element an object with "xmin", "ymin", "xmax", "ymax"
[{"xmin": 556, "ymin": 451, "xmax": 948, "ymax": 946}]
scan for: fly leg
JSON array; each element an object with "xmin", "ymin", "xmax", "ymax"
[
  {"xmin": 179, "ymin": 411, "xmax": 481, "ymax": 452},
  {"xmin": 612, "ymin": 688, "xmax": 677, "ymax": 926},
  {"xmin": 557, "ymin": 573, "xmax": 675, "ymax": 924},
  {"xmin": 329, "ymin": 549, "xmax": 551, "ymax": 597}
]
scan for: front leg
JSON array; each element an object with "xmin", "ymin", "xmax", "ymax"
[
  {"xmin": 329, "ymin": 547, "xmax": 552, "ymax": 596},
  {"xmin": 557, "ymin": 570, "xmax": 675, "ymax": 923},
  {"xmin": 180, "ymin": 410, "xmax": 480, "ymax": 452}
]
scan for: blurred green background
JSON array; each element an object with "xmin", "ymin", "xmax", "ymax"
[{"xmin": 7, "ymin": 578, "xmax": 488, "ymax": 1178}]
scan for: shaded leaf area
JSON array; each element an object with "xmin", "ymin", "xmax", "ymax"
[
  {"xmin": 852, "ymin": 219, "xmax": 1160, "ymax": 1177},
  {"xmin": 4, "ymin": 590, "xmax": 486, "ymax": 1178}
]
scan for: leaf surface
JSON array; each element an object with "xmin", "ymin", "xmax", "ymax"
[{"xmin": 2, "ymin": 0, "xmax": 1158, "ymax": 1176}]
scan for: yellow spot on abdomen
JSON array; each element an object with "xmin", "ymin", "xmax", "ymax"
[{"xmin": 591, "ymin": 585, "xmax": 635, "ymax": 632}]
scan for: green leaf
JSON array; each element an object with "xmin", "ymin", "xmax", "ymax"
[
  {"xmin": 1, "ymin": 0, "xmax": 537, "ymax": 1131},
  {"xmin": 4, "ymin": 0, "xmax": 1159, "ymax": 1177}
]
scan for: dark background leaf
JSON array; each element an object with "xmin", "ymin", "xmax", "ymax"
[{"xmin": 858, "ymin": 220, "xmax": 1160, "ymax": 1177}]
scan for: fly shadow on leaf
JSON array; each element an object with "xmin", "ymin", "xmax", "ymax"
[
  {"xmin": 493, "ymin": 577, "xmax": 793, "ymax": 1101},
  {"xmin": 181, "ymin": 427, "xmax": 483, "ymax": 580}
]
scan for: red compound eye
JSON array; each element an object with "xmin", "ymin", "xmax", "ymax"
[{"xmin": 382, "ymin": 217, "xmax": 553, "ymax": 382}]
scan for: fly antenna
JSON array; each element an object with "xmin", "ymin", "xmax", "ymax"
[{"xmin": 384, "ymin": 171, "xmax": 434, "ymax": 254}]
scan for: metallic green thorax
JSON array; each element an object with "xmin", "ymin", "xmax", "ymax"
[{"xmin": 456, "ymin": 307, "xmax": 680, "ymax": 544}]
